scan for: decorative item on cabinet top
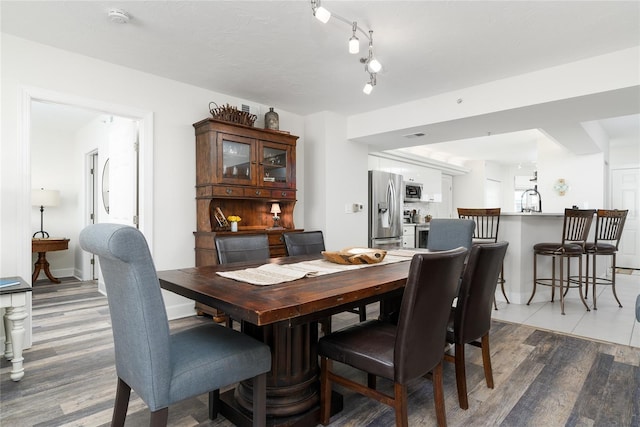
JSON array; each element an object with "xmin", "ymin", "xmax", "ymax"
[{"xmin": 209, "ymin": 102, "xmax": 257, "ymax": 127}]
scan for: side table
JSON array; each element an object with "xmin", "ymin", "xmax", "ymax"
[
  {"xmin": 1, "ymin": 277, "xmax": 32, "ymax": 381},
  {"xmin": 32, "ymin": 238, "xmax": 70, "ymax": 283}
]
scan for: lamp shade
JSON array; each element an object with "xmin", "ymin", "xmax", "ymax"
[
  {"xmin": 270, "ymin": 203, "xmax": 281, "ymax": 215},
  {"xmin": 32, "ymin": 189, "xmax": 60, "ymax": 207}
]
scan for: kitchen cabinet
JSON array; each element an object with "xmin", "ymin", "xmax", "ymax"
[
  {"xmin": 402, "ymin": 224, "xmax": 416, "ymax": 248},
  {"xmin": 370, "ymin": 155, "xmax": 442, "ymax": 202}
]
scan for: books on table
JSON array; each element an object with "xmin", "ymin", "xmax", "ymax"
[{"xmin": 0, "ymin": 279, "xmax": 21, "ymax": 288}]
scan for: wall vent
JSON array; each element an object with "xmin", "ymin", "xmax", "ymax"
[
  {"xmin": 241, "ymin": 104, "xmax": 250, "ymax": 113},
  {"xmin": 403, "ymin": 132, "xmax": 426, "ymax": 138}
]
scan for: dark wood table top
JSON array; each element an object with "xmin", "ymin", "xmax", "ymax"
[
  {"xmin": 158, "ymin": 255, "xmax": 411, "ymax": 326},
  {"xmin": 32, "ymin": 238, "xmax": 70, "ymax": 253}
]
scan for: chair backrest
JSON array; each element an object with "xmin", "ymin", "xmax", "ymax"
[
  {"xmin": 594, "ymin": 209, "xmax": 628, "ymax": 249},
  {"xmin": 283, "ymin": 231, "xmax": 326, "ymax": 256},
  {"xmin": 457, "ymin": 208, "xmax": 501, "ymax": 243},
  {"xmin": 452, "ymin": 242, "xmax": 509, "ymax": 344},
  {"xmin": 215, "ymin": 234, "xmax": 270, "ymax": 264},
  {"xmin": 394, "ymin": 247, "xmax": 468, "ymax": 383},
  {"xmin": 561, "ymin": 208, "xmax": 596, "ymax": 247},
  {"xmin": 79, "ymin": 223, "xmax": 171, "ymax": 408},
  {"xmin": 426, "ymin": 219, "xmax": 475, "ymax": 251}
]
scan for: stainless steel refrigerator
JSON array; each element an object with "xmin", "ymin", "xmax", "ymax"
[{"xmin": 369, "ymin": 170, "xmax": 403, "ymax": 249}]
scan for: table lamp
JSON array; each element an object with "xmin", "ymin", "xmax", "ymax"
[
  {"xmin": 270, "ymin": 203, "xmax": 281, "ymax": 228},
  {"xmin": 32, "ymin": 188, "xmax": 60, "ymax": 238}
]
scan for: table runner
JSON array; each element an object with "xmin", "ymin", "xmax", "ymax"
[{"xmin": 216, "ymin": 249, "xmax": 430, "ymax": 286}]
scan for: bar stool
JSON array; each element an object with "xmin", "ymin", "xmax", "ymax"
[
  {"xmin": 457, "ymin": 207, "xmax": 509, "ymax": 309},
  {"xmin": 585, "ymin": 209, "xmax": 628, "ymax": 310},
  {"xmin": 528, "ymin": 208, "xmax": 595, "ymax": 315}
]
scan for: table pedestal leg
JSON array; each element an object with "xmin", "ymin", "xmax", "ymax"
[
  {"xmin": 33, "ymin": 251, "xmax": 61, "ymax": 284},
  {"xmin": 5, "ymin": 306, "xmax": 28, "ymax": 381},
  {"xmin": 219, "ymin": 320, "xmax": 343, "ymax": 426}
]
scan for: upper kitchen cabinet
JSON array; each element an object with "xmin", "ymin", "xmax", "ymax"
[{"xmin": 370, "ymin": 155, "xmax": 442, "ymax": 202}]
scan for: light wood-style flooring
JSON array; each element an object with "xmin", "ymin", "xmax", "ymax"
[{"xmin": 1, "ymin": 278, "xmax": 639, "ymax": 426}]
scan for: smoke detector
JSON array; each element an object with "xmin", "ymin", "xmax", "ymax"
[{"xmin": 108, "ymin": 9, "xmax": 130, "ymax": 24}]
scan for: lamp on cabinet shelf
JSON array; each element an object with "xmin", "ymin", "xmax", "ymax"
[{"xmin": 270, "ymin": 203, "xmax": 282, "ymax": 229}]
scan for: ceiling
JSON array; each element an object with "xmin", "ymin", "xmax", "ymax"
[{"xmin": 4, "ymin": 1, "xmax": 639, "ymax": 166}]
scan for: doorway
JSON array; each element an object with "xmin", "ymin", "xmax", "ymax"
[
  {"xmin": 612, "ymin": 167, "xmax": 640, "ymax": 269},
  {"xmin": 17, "ymin": 86, "xmax": 154, "ymax": 348}
]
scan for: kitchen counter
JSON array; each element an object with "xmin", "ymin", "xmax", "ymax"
[
  {"xmin": 500, "ymin": 212, "xmax": 564, "ymax": 217},
  {"xmin": 497, "ymin": 213, "xmax": 602, "ymax": 305}
]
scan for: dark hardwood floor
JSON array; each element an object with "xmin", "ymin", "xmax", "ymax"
[{"xmin": 1, "ymin": 278, "xmax": 638, "ymax": 426}]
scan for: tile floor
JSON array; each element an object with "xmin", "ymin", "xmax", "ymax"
[{"xmin": 492, "ymin": 269, "xmax": 640, "ymax": 348}]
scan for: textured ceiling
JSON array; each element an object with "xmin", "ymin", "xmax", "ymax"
[{"xmin": 4, "ymin": 1, "xmax": 640, "ymax": 165}]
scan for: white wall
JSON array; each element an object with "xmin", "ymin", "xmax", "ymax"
[
  {"xmin": 304, "ymin": 112, "xmax": 369, "ymax": 250},
  {"xmin": 537, "ymin": 138, "xmax": 604, "ymax": 212},
  {"xmin": 1, "ymin": 35, "xmax": 305, "ymax": 319},
  {"xmin": 30, "ymin": 126, "xmax": 79, "ymax": 278}
]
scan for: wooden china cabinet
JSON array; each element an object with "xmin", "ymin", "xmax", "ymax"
[{"xmin": 193, "ymin": 118, "xmax": 301, "ymax": 316}]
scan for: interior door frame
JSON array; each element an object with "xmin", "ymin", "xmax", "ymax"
[{"xmin": 17, "ymin": 85, "xmax": 154, "ymax": 348}]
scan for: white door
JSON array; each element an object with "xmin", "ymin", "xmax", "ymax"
[
  {"xmin": 612, "ymin": 168, "xmax": 640, "ymax": 269},
  {"xmin": 105, "ymin": 116, "xmax": 139, "ymax": 227}
]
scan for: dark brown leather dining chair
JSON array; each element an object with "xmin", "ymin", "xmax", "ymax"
[
  {"xmin": 444, "ymin": 241, "xmax": 509, "ymax": 410},
  {"xmin": 318, "ymin": 247, "xmax": 468, "ymax": 427},
  {"xmin": 215, "ymin": 234, "xmax": 270, "ymax": 327},
  {"xmin": 215, "ymin": 234, "xmax": 270, "ymax": 264},
  {"xmin": 283, "ymin": 231, "xmax": 367, "ymax": 332}
]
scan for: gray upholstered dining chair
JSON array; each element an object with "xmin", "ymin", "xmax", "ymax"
[
  {"xmin": 444, "ymin": 241, "xmax": 509, "ymax": 409},
  {"xmin": 318, "ymin": 247, "xmax": 468, "ymax": 427},
  {"xmin": 427, "ymin": 218, "xmax": 475, "ymax": 252},
  {"xmin": 215, "ymin": 234, "xmax": 270, "ymax": 264},
  {"xmin": 79, "ymin": 223, "xmax": 271, "ymax": 427}
]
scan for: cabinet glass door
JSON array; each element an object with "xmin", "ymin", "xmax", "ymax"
[
  {"xmin": 218, "ymin": 134, "xmax": 255, "ymax": 185},
  {"xmin": 261, "ymin": 144, "xmax": 289, "ymax": 187}
]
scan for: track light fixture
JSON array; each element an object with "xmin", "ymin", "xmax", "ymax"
[{"xmin": 311, "ymin": 0, "xmax": 382, "ymax": 94}]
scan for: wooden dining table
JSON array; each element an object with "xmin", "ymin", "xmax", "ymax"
[{"xmin": 157, "ymin": 254, "xmax": 413, "ymax": 427}]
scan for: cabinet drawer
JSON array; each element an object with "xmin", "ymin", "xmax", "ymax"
[
  {"xmin": 212, "ymin": 186, "xmax": 244, "ymax": 197},
  {"xmin": 402, "ymin": 225, "xmax": 415, "ymax": 236},
  {"xmin": 244, "ymin": 188, "xmax": 269, "ymax": 198},
  {"xmin": 267, "ymin": 233, "xmax": 284, "ymax": 246},
  {"xmin": 271, "ymin": 189, "xmax": 295, "ymax": 200},
  {"xmin": 269, "ymin": 246, "xmax": 287, "ymax": 258}
]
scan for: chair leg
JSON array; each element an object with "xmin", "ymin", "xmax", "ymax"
[
  {"xmin": 393, "ymin": 382, "xmax": 409, "ymax": 427},
  {"xmin": 611, "ymin": 254, "xmax": 622, "ymax": 308},
  {"xmin": 559, "ymin": 255, "xmax": 565, "ymax": 315},
  {"xmin": 585, "ymin": 251, "xmax": 590, "ymax": 299},
  {"xmin": 149, "ymin": 408, "xmax": 168, "ymax": 427},
  {"xmin": 480, "ymin": 334, "xmax": 494, "ymax": 389},
  {"xmin": 320, "ymin": 357, "xmax": 332, "ymax": 425},
  {"xmin": 577, "ymin": 255, "xmax": 590, "ymax": 312},
  {"xmin": 551, "ymin": 256, "xmax": 557, "ymax": 303},
  {"xmin": 367, "ymin": 373, "xmax": 377, "ymax": 389},
  {"xmin": 208, "ymin": 389, "xmax": 220, "ymax": 420},
  {"xmin": 359, "ymin": 304, "xmax": 367, "ymax": 322},
  {"xmin": 454, "ymin": 343, "xmax": 469, "ymax": 410},
  {"xmin": 252, "ymin": 373, "xmax": 267, "ymax": 427},
  {"xmin": 112, "ymin": 377, "xmax": 131, "ymax": 427},
  {"xmin": 432, "ymin": 362, "xmax": 448, "ymax": 427},
  {"xmin": 592, "ymin": 253, "xmax": 598, "ymax": 310},
  {"xmin": 528, "ymin": 253, "xmax": 538, "ymax": 305},
  {"xmin": 500, "ymin": 264, "xmax": 509, "ymax": 304}
]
